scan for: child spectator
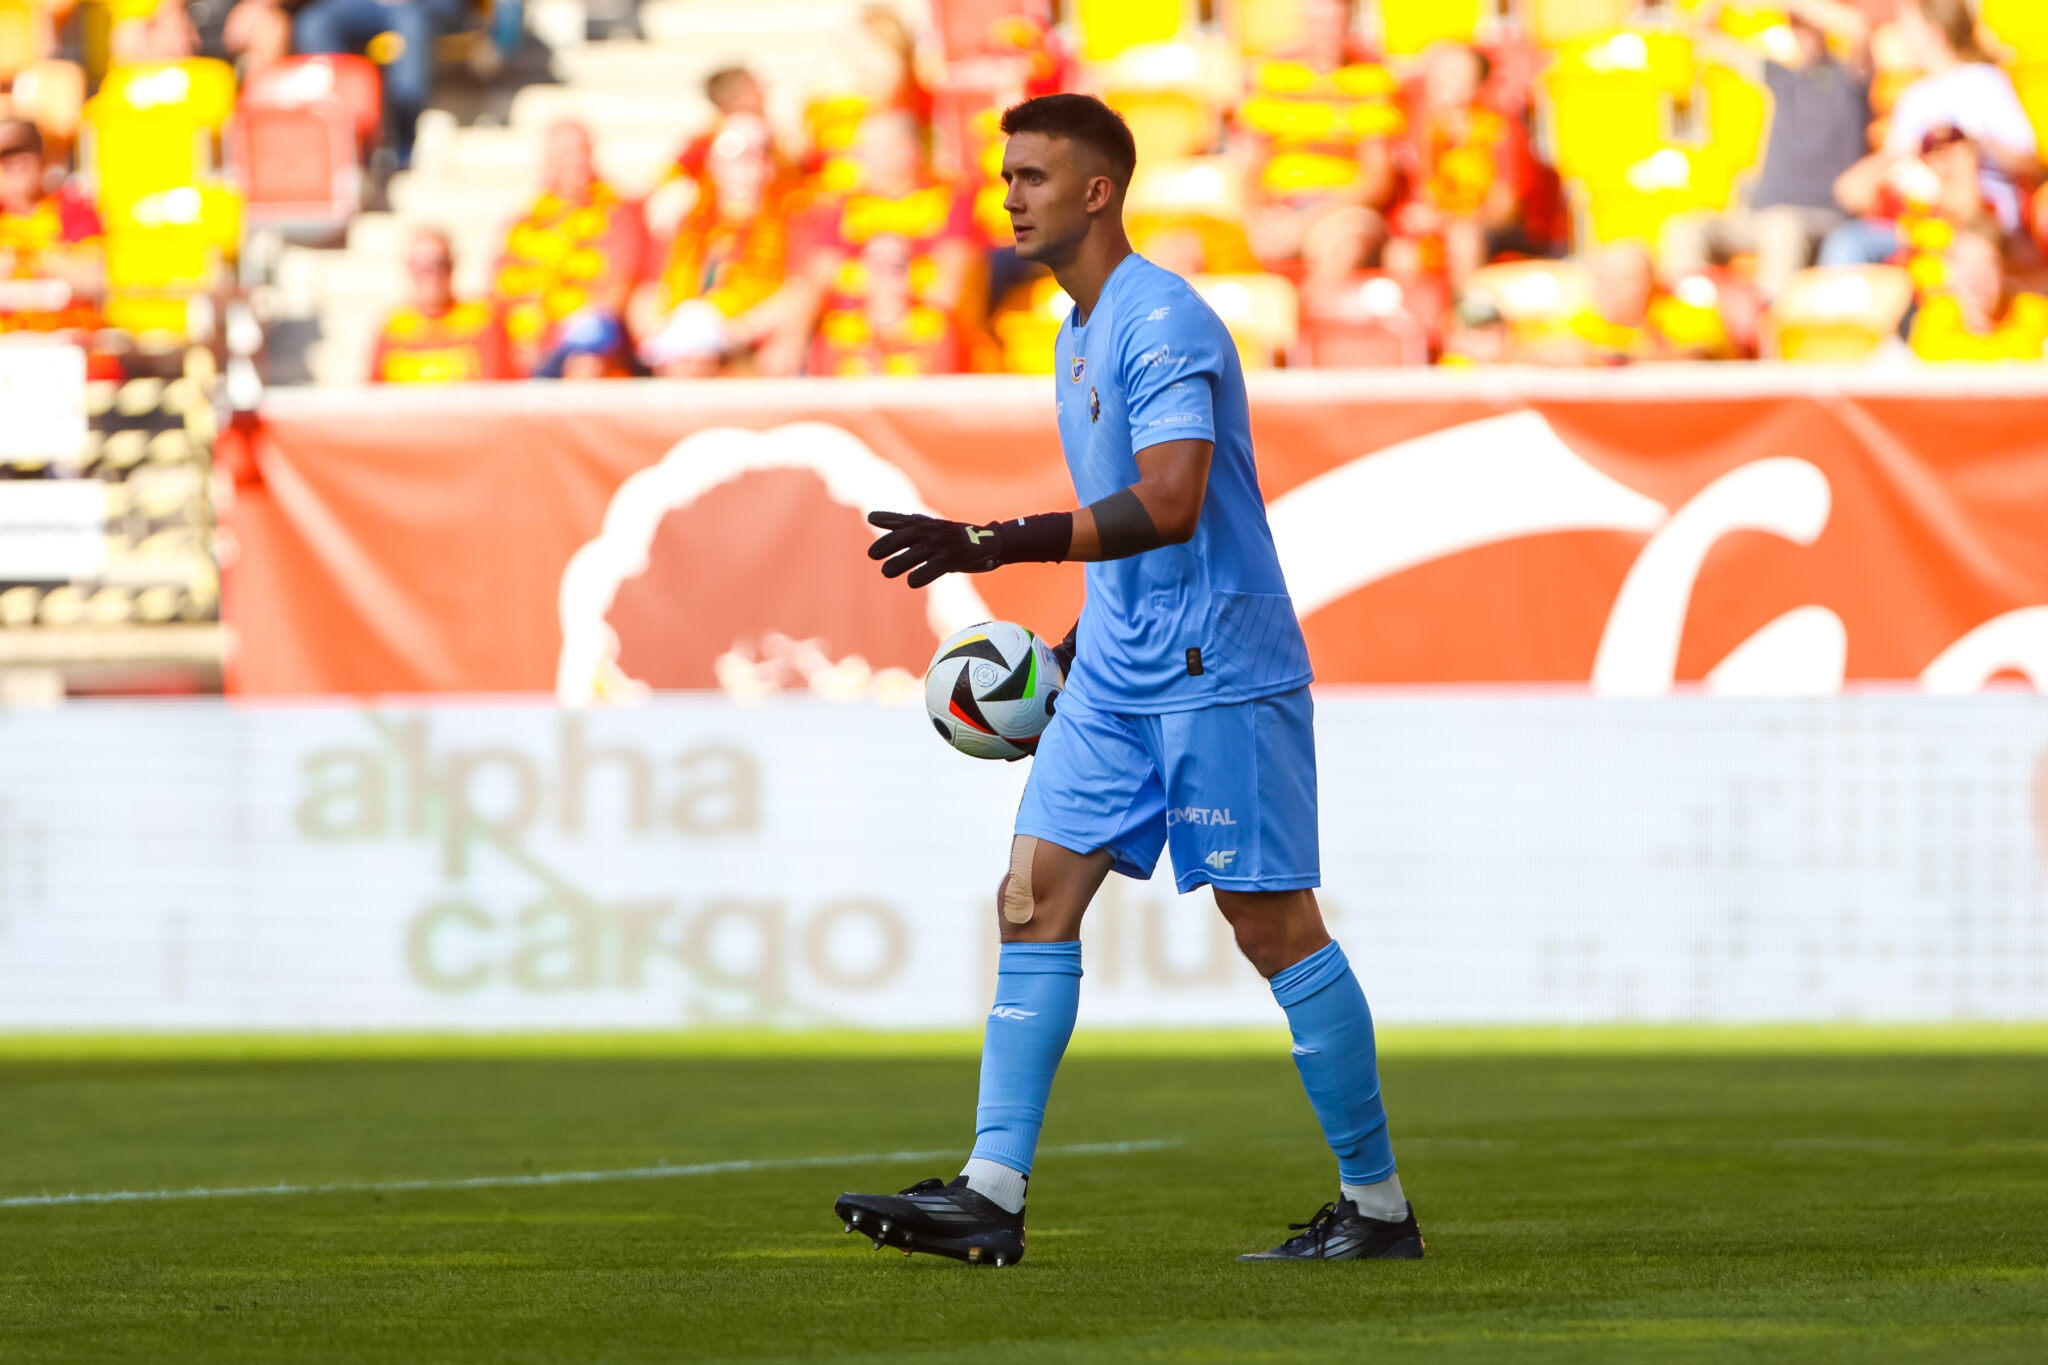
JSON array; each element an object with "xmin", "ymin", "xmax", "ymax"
[
  {"xmin": 0, "ymin": 120, "xmax": 104, "ymax": 335},
  {"xmin": 493, "ymin": 121, "xmax": 648, "ymax": 378},
  {"xmin": 1665, "ymin": 1, "xmax": 1872, "ymax": 299},
  {"xmin": 809, "ymin": 233, "xmax": 966, "ymax": 376},
  {"xmin": 1909, "ymin": 219, "xmax": 2048, "ymax": 360},
  {"xmin": 1240, "ymin": 0, "xmax": 1401, "ymax": 271},
  {"xmin": 636, "ymin": 114, "xmax": 807, "ymax": 378},
  {"xmin": 1384, "ymin": 42, "xmax": 1551, "ymax": 290},
  {"xmin": 1822, "ymin": 0, "xmax": 2038, "ymax": 265},
  {"xmin": 286, "ymin": 0, "xmax": 466, "ymax": 167},
  {"xmin": 1833, "ymin": 124, "xmax": 1994, "ymax": 294},
  {"xmin": 368, "ymin": 227, "xmax": 511, "ymax": 383},
  {"xmin": 797, "ymin": 110, "xmax": 981, "ymax": 323}
]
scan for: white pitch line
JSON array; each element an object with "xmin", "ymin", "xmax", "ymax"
[{"xmin": 0, "ymin": 1139, "xmax": 1179, "ymax": 1211}]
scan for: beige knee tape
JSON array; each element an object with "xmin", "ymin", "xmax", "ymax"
[{"xmin": 1001, "ymin": 836, "xmax": 1040, "ymax": 924}]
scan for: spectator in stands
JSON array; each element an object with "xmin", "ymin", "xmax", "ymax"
[
  {"xmin": 1833, "ymin": 124, "xmax": 1995, "ymax": 293},
  {"xmin": 0, "ymin": 120, "xmax": 105, "ymax": 334},
  {"xmin": 1909, "ymin": 219, "xmax": 2048, "ymax": 360},
  {"xmin": 809, "ymin": 232, "xmax": 965, "ymax": 376},
  {"xmin": 1384, "ymin": 42, "xmax": 1548, "ymax": 291},
  {"xmin": 1538, "ymin": 242, "xmax": 1734, "ymax": 365},
  {"xmin": 635, "ymin": 114, "xmax": 807, "ymax": 378},
  {"xmin": 797, "ymin": 110, "xmax": 981, "ymax": 326},
  {"xmin": 493, "ymin": 120, "xmax": 648, "ymax": 378},
  {"xmin": 849, "ymin": 4, "xmax": 932, "ymax": 130},
  {"xmin": 263, "ymin": 0, "xmax": 467, "ymax": 167},
  {"xmin": 368, "ymin": 227, "xmax": 510, "ymax": 383},
  {"xmin": 1241, "ymin": 0, "xmax": 1400, "ymax": 271},
  {"xmin": 113, "ymin": 0, "xmax": 202, "ymax": 63},
  {"xmin": 1821, "ymin": 0, "xmax": 2038, "ymax": 266},
  {"xmin": 1665, "ymin": 0, "xmax": 1872, "ymax": 299},
  {"xmin": 672, "ymin": 67, "xmax": 772, "ymax": 182}
]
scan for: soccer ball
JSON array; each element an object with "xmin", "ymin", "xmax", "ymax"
[{"xmin": 925, "ymin": 621, "xmax": 1064, "ymax": 760}]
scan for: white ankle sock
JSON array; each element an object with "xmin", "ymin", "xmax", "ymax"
[
  {"xmin": 1341, "ymin": 1172, "xmax": 1407, "ymax": 1222},
  {"xmin": 961, "ymin": 1157, "xmax": 1028, "ymax": 1214}
]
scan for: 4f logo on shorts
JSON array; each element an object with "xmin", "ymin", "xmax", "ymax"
[
  {"xmin": 1205, "ymin": 850, "xmax": 1237, "ymax": 872},
  {"xmin": 1069, "ymin": 354, "xmax": 1085, "ymax": 382},
  {"xmin": 989, "ymin": 1005, "xmax": 1039, "ymax": 1021}
]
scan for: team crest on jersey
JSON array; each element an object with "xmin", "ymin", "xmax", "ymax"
[
  {"xmin": 1069, "ymin": 354, "xmax": 1085, "ymax": 382},
  {"xmin": 1089, "ymin": 386, "xmax": 1100, "ymax": 422}
]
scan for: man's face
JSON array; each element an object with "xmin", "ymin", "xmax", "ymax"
[
  {"xmin": 544, "ymin": 124, "xmax": 596, "ymax": 200},
  {"xmin": 707, "ymin": 117, "xmax": 773, "ymax": 216},
  {"xmin": 406, "ymin": 235, "xmax": 455, "ymax": 312},
  {"xmin": 1001, "ymin": 132, "xmax": 1103, "ymax": 267},
  {"xmin": 0, "ymin": 148, "xmax": 43, "ymax": 211},
  {"xmin": 1424, "ymin": 45, "xmax": 1484, "ymax": 113},
  {"xmin": 1303, "ymin": 0, "xmax": 1351, "ymax": 67},
  {"xmin": 861, "ymin": 234, "xmax": 914, "ymax": 320}
]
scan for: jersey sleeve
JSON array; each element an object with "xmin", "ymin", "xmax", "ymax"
[{"xmin": 1119, "ymin": 289, "xmax": 1225, "ymax": 455}]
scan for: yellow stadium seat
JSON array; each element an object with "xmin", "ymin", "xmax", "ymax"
[
  {"xmin": 11, "ymin": 57, "xmax": 85, "ymax": 142},
  {"xmin": 1189, "ymin": 273, "xmax": 1298, "ymax": 368},
  {"xmin": 1126, "ymin": 156, "xmax": 1248, "ymax": 224},
  {"xmin": 1530, "ymin": 0, "xmax": 1635, "ymax": 47},
  {"xmin": 992, "ymin": 275, "xmax": 1072, "ymax": 375},
  {"xmin": 2013, "ymin": 64, "xmax": 2048, "ymax": 152},
  {"xmin": 1585, "ymin": 145, "xmax": 1739, "ymax": 244},
  {"xmin": 1076, "ymin": 0, "xmax": 1180, "ymax": 62},
  {"xmin": 85, "ymin": 58, "xmax": 237, "ymax": 218},
  {"xmin": 0, "ymin": 0, "xmax": 48, "ymax": 82},
  {"xmin": 1462, "ymin": 259, "xmax": 1594, "ymax": 329},
  {"xmin": 1379, "ymin": 0, "xmax": 1483, "ymax": 58},
  {"xmin": 1235, "ymin": 0, "xmax": 1303, "ymax": 57},
  {"xmin": 1984, "ymin": 0, "xmax": 2048, "ymax": 63},
  {"xmin": 1702, "ymin": 62, "xmax": 1770, "ymax": 176},
  {"xmin": 1764, "ymin": 266, "xmax": 1914, "ymax": 361},
  {"xmin": 1558, "ymin": 29, "xmax": 1695, "ymax": 94},
  {"xmin": 1544, "ymin": 68, "xmax": 1665, "ymax": 185},
  {"xmin": 1106, "ymin": 89, "xmax": 1219, "ymax": 162}
]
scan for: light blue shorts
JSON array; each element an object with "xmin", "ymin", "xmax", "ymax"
[{"xmin": 1015, "ymin": 686, "xmax": 1320, "ymax": 894}]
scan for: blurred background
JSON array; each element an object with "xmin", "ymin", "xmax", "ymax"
[{"xmin": 2, "ymin": 0, "xmax": 2047, "ymax": 1033}]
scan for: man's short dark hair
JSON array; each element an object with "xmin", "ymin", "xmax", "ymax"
[{"xmin": 1000, "ymin": 94, "xmax": 1137, "ymax": 188}]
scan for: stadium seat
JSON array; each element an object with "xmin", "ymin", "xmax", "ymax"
[
  {"xmin": 1075, "ymin": 0, "xmax": 1181, "ymax": 61},
  {"xmin": 1984, "ymin": 0, "xmax": 2048, "ymax": 63},
  {"xmin": 1299, "ymin": 272, "xmax": 1439, "ymax": 367},
  {"xmin": 1543, "ymin": 33, "xmax": 1693, "ymax": 186},
  {"xmin": 0, "ymin": 0, "xmax": 48, "ymax": 82},
  {"xmin": 1379, "ymin": 0, "xmax": 1483, "ymax": 58},
  {"xmin": 1529, "ymin": 0, "xmax": 1636, "ymax": 47},
  {"xmin": 11, "ymin": 57, "xmax": 84, "ymax": 144},
  {"xmin": 1763, "ymin": 265, "xmax": 1914, "ymax": 361},
  {"xmin": 2012, "ymin": 64, "xmax": 2048, "ymax": 152},
  {"xmin": 1702, "ymin": 62, "xmax": 1769, "ymax": 178},
  {"xmin": 86, "ymin": 59, "xmax": 238, "ymax": 218},
  {"xmin": 1105, "ymin": 89, "xmax": 1219, "ymax": 163},
  {"xmin": 232, "ymin": 56, "xmax": 380, "ymax": 232},
  {"xmin": 1585, "ymin": 144, "xmax": 1739, "ymax": 244},
  {"xmin": 991, "ymin": 273, "xmax": 1071, "ymax": 375},
  {"xmin": 1189, "ymin": 272, "xmax": 1298, "ymax": 368},
  {"xmin": 1461, "ymin": 258, "xmax": 1594, "ymax": 343},
  {"xmin": 1126, "ymin": 156, "xmax": 1247, "ymax": 227}
]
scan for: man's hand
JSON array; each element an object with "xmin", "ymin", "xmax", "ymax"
[{"xmin": 867, "ymin": 511, "xmax": 1003, "ymax": 588}]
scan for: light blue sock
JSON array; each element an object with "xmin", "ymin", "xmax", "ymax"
[
  {"xmin": 1269, "ymin": 940, "xmax": 1396, "ymax": 1186},
  {"xmin": 967, "ymin": 941, "xmax": 1082, "ymax": 1185}
]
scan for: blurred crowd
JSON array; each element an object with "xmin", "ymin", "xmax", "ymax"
[{"xmin": 7, "ymin": 0, "xmax": 2048, "ymax": 378}]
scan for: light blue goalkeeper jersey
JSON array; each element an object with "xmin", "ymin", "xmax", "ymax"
[{"xmin": 1052, "ymin": 253, "xmax": 1312, "ymax": 715}]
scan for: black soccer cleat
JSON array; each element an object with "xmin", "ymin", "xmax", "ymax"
[
  {"xmin": 833, "ymin": 1177, "xmax": 1026, "ymax": 1267},
  {"xmin": 1237, "ymin": 1198, "xmax": 1425, "ymax": 1261}
]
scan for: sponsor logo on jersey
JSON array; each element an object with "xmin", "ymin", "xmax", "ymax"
[
  {"xmin": 1167, "ymin": 806, "xmax": 1236, "ymax": 827},
  {"xmin": 1205, "ymin": 849, "xmax": 1238, "ymax": 871},
  {"xmin": 1137, "ymin": 344, "xmax": 1175, "ymax": 368},
  {"xmin": 989, "ymin": 1005, "xmax": 1039, "ymax": 1020},
  {"xmin": 1069, "ymin": 354, "xmax": 1085, "ymax": 382},
  {"xmin": 1089, "ymin": 386, "xmax": 1099, "ymax": 423},
  {"xmin": 1147, "ymin": 306, "xmax": 1171, "ymax": 321}
]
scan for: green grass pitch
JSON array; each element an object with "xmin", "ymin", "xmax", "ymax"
[{"xmin": 3, "ymin": 1027, "xmax": 2046, "ymax": 1363}]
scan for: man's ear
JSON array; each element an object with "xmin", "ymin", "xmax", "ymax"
[{"xmin": 1085, "ymin": 174, "xmax": 1118, "ymax": 216}]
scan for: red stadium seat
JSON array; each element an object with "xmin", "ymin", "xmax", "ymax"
[
  {"xmin": 230, "ymin": 56, "xmax": 380, "ymax": 233},
  {"xmin": 1299, "ymin": 272, "xmax": 1442, "ymax": 367}
]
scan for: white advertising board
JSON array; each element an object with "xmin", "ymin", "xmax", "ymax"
[{"xmin": 1, "ymin": 695, "xmax": 2045, "ymax": 1028}]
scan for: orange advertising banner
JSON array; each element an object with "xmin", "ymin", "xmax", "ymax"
[{"xmin": 229, "ymin": 370, "xmax": 2048, "ymax": 698}]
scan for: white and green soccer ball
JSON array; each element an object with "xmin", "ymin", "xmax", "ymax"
[{"xmin": 924, "ymin": 620, "xmax": 1064, "ymax": 760}]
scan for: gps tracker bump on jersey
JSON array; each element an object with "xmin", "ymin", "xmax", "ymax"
[{"xmin": 1186, "ymin": 647, "xmax": 1204, "ymax": 677}]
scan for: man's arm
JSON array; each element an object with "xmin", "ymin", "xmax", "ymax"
[{"xmin": 867, "ymin": 439, "xmax": 1214, "ymax": 588}]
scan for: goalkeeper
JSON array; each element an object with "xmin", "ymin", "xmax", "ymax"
[{"xmin": 836, "ymin": 94, "xmax": 1420, "ymax": 1266}]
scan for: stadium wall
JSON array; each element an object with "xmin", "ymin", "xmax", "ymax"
[
  {"xmin": 1, "ymin": 694, "xmax": 2044, "ymax": 1028},
  {"xmin": 228, "ymin": 368, "xmax": 2048, "ymax": 699}
]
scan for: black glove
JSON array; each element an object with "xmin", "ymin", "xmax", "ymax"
[
  {"xmin": 866, "ymin": 510, "xmax": 1072, "ymax": 590},
  {"xmin": 1050, "ymin": 620, "xmax": 1078, "ymax": 678},
  {"xmin": 866, "ymin": 512, "xmax": 1001, "ymax": 589}
]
